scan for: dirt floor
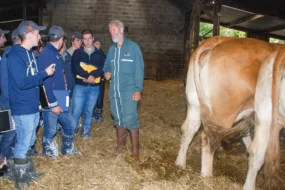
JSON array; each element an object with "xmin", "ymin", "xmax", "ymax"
[{"xmin": 1, "ymin": 79, "xmax": 285, "ymax": 190}]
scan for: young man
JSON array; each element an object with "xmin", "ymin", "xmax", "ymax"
[
  {"xmin": 93, "ymin": 37, "xmax": 106, "ymax": 123},
  {"xmin": 7, "ymin": 20, "xmax": 55, "ymax": 188},
  {"xmin": 0, "ymin": 28, "xmax": 20, "ymax": 178},
  {"xmin": 65, "ymin": 32, "xmax": 82, "ymax": 97},
  {"xmin": 72, "ymin": 30, "xmax": 104, "ymax": 138},
  {"xmin": 38, "ymin": 26, "xmax": 81, "ymax": 158},
  {"xmin": 104, "ymin": 20, "xmax": 144, "ymax": 157}
]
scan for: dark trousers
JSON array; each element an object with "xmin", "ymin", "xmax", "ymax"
[{"xmin": 95, "ymin": 79, "xmax": 105, "ymax": 110}]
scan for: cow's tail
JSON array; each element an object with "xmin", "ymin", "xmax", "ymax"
[
  {"xmin": 264, "ymin": 47, "xmax": 285, "ymax": 190},
  {"xmin": 192, "ymin": 37, "xmax": 232, "ymax": 152}
]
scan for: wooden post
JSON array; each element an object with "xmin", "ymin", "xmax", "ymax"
[
  {"xmin": 213, "ymin": 0, "xmax": 221, "ymax": 36},
  {"xmin": 22, "ymin": 0, "xmax": 27, "ymax": 20}
]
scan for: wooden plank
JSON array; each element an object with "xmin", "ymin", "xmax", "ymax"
[{"xmin": 224, "ymin": 14, "xmax": 264, "ymax": 28}]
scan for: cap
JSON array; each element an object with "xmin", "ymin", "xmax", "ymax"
[
  {"xmin": 48, "ymin": 25, "xmax": 65, "ymax": 41},
  {"xmin": 11, "ymin": 28, "xmax": 20, "ymax": 41},
  {"xmin": 0, "ymin": 28, "xmax": 9, "ymax": 35},
  {"xmin": 17, "ymin": 20, "xmax": 46, "ymax": 37},
  {"xmin": 71, "ymin": 32, "xmax": 82, "ymax": 39},
  {"xmin": 93, "ymin": 36, "xmax": 101, "ymax": 43}
]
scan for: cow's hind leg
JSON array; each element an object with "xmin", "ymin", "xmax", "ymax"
[
  {"xmin": 175, "ymin": 106, "xmax": 201, "ymax": 169},
  {"xmin": 243, "ymin": 118, "xmax": 271, "ymax": 190},
  {"xmin": 201, "ymin": 131, "xmax": 216, "ymax": 177}
]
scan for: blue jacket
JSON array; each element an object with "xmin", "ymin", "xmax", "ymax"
[
  {"xmin": 7, "ymin": 45, "xmax": 48, "ymax": 115},
  {"xmin": 38, "ymin": 42, "xmax": 66, "ymax": 108},
  {"xmin": 72, "ymin": 47, "xmax": 104, "ymax": 86},
  {"xmin": 0, "ymin": 46, "xmax": 12, "ymax": 109},
  {"xmin": 103, "ymin": 39, "xmax": 144, "ymax": 93},
  {"xmin": 63, "ymin": 51, "xmax": 75, "ymax": 97}
]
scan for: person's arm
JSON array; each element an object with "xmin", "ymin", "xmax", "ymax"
[
  {"xmin": 103, "ymin": 47, "xmax": 113, "ymax": 73},
  {"xmin": 38, "ymin": 54, "xmax": 58, "ymax": 107},
  {"xmin": 133, "ymin": 44, "xmax": 144, "ymax": 93},
  {"xmin": 8, "ymin": 56, "xmax": 48, "ymax": 90},
  {"xmin": 71, "ymin": 50, "xmax": 90, "ymax": 79}
]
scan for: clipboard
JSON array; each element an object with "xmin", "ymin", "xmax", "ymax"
[
  {"xmin": 40, "ymin": 86, "xmax": 70, "ymax": 112},
  {"xmin": 0, "ymin": 110, "xmax": 15, "ymax": 133}
]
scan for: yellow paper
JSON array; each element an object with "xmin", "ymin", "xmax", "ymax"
[{"xmin": 80, "ymin": 62, "xmax": 97, "ymax": 72}]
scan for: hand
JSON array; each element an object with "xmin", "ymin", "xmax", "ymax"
[
  {"xmin": 0, "ymin": 157, "xmax": 6, "ymax": 169},
  {"xmin": 51, "ymin": 106, "xmax": 63, "ymax": 115},
  {"xmin": 83, "ymin": 75, "xmax": 95, "ymax": 84},
  {"xmin": 104, "ymin": 72, "xmax": 112, "ymax": 80},
  {"xmin": 132, "ymin": 92, "xmax": 141, "ymax": 101},
  {"xmin": 45, "ymin": 64, "xmax": 56, "ymax": 76}
]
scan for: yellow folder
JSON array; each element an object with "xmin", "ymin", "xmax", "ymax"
[{"xmin": 76, "ymin": 62, "xmax": 101, "ymax": 83}]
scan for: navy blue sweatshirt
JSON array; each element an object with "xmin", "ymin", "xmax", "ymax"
[
  {"xmin": 71, "ymin": 47, "xmax": 104, "ymax": 86},
  {"xmin": 38, "ymin": 42, "xmax": 66, "ymax": 108},
  {"xmin": 7, "ymin": 45, "xmax": 48, "ymax": 115}
]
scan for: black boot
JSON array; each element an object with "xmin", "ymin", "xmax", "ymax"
[
  {"xmin": 61, "ymin": 134, "xmax": 82, "ymax": 156},
  {"xmin": 27, "ymin": 150, "xmax": 43, "ymax": 180},
  {"xmin": 12, "ymin": 158, "xmax": 31, "ymax": 189},
  {"xmin": 129, "ymin": 129, "xmax": 140, "ymax": 157},
  {"xmin": 93, "ymin": 108, "xmax": 104, "ymax": 123},
  {"xmin": 115, "ymin": 126, "xmax": 128, "ymax": 153}
]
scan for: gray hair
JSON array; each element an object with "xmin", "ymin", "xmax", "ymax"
[{"xmin": 108, "ymin": 20, "xmax": 124, "ymax": 30}]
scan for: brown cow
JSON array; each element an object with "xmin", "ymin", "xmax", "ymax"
[
  {"xmin": 244, "ymin": 46, "xmax": 285, "ymax": 190},
  {"xmin": 175, "ymin": 36, "xmax": 282, "ymax": 189}
]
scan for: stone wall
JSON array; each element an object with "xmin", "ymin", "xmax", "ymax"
[{"xmin": 43, "ymin": 0, "xmax": 185, "ymax": 80}]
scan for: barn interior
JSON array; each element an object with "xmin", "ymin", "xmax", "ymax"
[{"xmin": 0, "ymin": 0, "xmax": 285, "ymax": 189}]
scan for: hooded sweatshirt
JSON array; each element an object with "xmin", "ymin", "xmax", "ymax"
[{"xmin": 7, "ymin": 45, "xmax": 48, "ymax": 115}]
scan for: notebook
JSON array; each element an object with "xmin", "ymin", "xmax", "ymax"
[
  {"xmin": 0, "ymin": 110, "xmax": 15, "ymax": 133},
  {"xmin": 40, "ymin": 86, "xmax": 70, "ymax": 112}
]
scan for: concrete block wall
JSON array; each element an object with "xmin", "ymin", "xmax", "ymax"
[{"xmin": 43, "ymin": 0, "xmax": 184, "ymax": 80}]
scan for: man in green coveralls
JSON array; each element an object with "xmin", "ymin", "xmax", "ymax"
[{"xmin": 104, "ymin": 20, "xmax": 144, "ymax": 157}]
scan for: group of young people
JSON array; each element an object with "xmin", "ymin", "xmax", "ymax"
[{"xmin": 0, "ymin": 19, "xmax": 144, "ymax": 189}]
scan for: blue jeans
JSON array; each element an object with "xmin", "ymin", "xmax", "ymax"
[
  {"xmin": 13, "ymin": 112, "xmax": 39, "ymax": 159},
  {"xmin": 42, "ymin": 111, "xmax": 76, "ymax": 139},
  {"xmin": 72, "ymin": 85, "xmax": 99, "ymax": 137},
  {"xmin": 1, "ymin": 130, "xmax": 16, "ymax": 160}
]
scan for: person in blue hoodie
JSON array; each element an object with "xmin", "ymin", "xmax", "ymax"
[
  {"xmin": 71, "ymin": 29, "xmax": 104, "ymax": 138},
  {"xmin": 38, "ymin": 25, "xmax": 81, "ymax": 158},
  {"xmin": 7, "ymin": 20, "xmax": 55, "ymax": 188},
  {"xmin": 104, "ymin": 20, "xmax": 144, "ymax": 157},
  {"xmin": 0, "ymin": 28, "xmax": 20, "ymax": 178}
]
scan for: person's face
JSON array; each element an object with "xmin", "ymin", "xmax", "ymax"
[
  {"xmin": 93, "ymin": 41, "xmax": 101, "ymax": 50},
  {"xmin": 0, "ymin": 34, "xmax": 7, "ymax": 47},
  {"xmin": 27, "ymin": 30, "xmax": 41, "ymax": 47},
  {"xmin": 58, "ymin": 37, "xmax": 63, "ymax": 49},
  {"xmin": 72, "ymin": 38, "xmax": 82, "ymax": 49},
  {"xmin": 109, "ymin": 24, "xmax": 123, "ymax": 43},
  {"xmin": 82, "ymin": 33, "xmax": 94, "ymax": 48}
]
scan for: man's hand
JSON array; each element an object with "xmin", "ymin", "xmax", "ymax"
[
  {"xmin": 132, "ymin": 92, "xmax": 141, "ymax": 101},
  {"xmin": 45, "ymin": 64, "xmax": 56, "ymax": 76},
  {"xmin": 104, "ymin": 72, "xmax": 112, "ymax": 80},
  {"xmin": 83, "ymin": 75, "xmax": 95, "ymax": 84},
  {"xmin": 52, "ymin": 106, "xmax": 63, "ymax": 115}
]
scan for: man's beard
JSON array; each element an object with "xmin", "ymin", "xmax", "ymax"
[{"xmin": 112, "ymin": 33, "xmax": 123, "ymax": 43}]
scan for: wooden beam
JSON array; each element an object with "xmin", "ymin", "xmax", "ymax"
[
  {"xmin": 22, "ymin": 0, "xmax": 27, "ymax": 20},
  {"xmin": 262, "ymin": 23, "xmax": 285, "ymax": 33},
  {"xmin": 0, "ymin": 2, "xmax": 39, "ymax": 12},
  {"xmin": 194, "ymin": 0, "xmax": 214, "ymax": 21},
  {"xmin": 213, "ymin": 0, "xmax": 221, "ymax": 36},
  {"xmin": 224, "ymin": 14, "xmax": 264, "ymax": 28}
]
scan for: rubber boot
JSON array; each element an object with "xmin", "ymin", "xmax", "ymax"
[
  {"xmin": 12, "ymin": 158, "xmax": 31, "ymax": 189},
  {"xmin": 42, "ymin": 137, "xmax": 59, "ymax": 158},
  {"xmin": 129, "ymin": 129, "xmax": 140, "ymax": 157},
  {"xmin": 27, "ymin": 150, "xmax": 43, "ymax": 180},
  {"xmin": 115, "ymin": 126, "xmax": 128, "ymax": 153},
  {"xmin": 93, "ymin": 108, "xmax": 104, "ymax": 123},
  {"xmin": 61, "ymin": 134, "xmax": 82, "ymax": 156}
]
